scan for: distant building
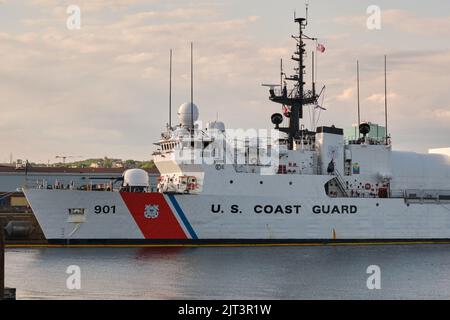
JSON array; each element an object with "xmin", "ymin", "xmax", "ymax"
[
  {"xmin": 113, "ymin": 161, "xmax": 124, "ymax": 168},
  {"xmin": 0, "ymin": 165, "xmax": 159, "ymax": 193},
  {"xmin": 344, "ymin": 122, "xmax": 386, "ymax": 142}
]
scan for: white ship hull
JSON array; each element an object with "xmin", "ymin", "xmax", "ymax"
[
  {"xmin": 21, "ymin": 16, "xmax": 450, "ymax": 246},
  {"xmin": 23, "ymin": 189, "xmax": 450, "ymax": 244}
]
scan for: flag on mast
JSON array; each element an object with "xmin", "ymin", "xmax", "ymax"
[{"xmin": 316, "ymin": 43, "xmax": 326, "ymax": 53}]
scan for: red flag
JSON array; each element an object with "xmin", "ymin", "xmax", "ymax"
[
  {"xmin": 316, "ymin": 43, "xmax": 326, "ymax": 53},
  {"xmin": 282, "ymin": 105, "xmax": 291, "ymax": 117}
]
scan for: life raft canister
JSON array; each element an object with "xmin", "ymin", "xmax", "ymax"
[{"xmin": 187, "ymin": 177, "xmax": 198, "ymax": 190}]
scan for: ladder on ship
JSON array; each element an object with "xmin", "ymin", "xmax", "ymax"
[{"xmin": 333, "ymin": 170, "xmax": 349, "ymax": 197}]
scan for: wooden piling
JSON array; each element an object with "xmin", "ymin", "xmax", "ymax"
[{"xmin": 0, "ymin": 218, "xmax": 4, "ymax": 300}]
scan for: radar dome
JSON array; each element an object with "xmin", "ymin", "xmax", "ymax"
[
  {"xmin": 178, "ymin": 102, "xmax": 199, "ymax": 127},
  {"xmin": 123, "ymin": 169, "xmax": 149, "ymax": 188},
  {"xmin": 206, "ymin": 121, "xmax": 225, "ymax": 132}
]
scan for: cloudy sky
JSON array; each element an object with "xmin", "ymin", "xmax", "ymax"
[{"xmin": 1, "ymin": 0, "xmax": 449, "ymax": 163}]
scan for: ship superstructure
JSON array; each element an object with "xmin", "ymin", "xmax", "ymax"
[
  {"xmin": 153, "ymin": 18, "xmax": 401, "ymax": 201},
  {"xmin": 22, "ymin": 15, "xmax": 450, "ymax": 245}
]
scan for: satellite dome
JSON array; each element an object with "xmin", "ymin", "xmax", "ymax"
[
  {"xmin": 178, "ymin": 102, "xmax": 199, "ymax": 127},
  {"xmin": 122, "ymin": 169, "xmax": 149, "ymax": 188},
  {"xmin": 206, "ymin": 121, "xmax": 226, "ymax": 132}
]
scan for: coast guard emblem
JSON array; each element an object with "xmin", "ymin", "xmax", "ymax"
[{"xmin": 144, "ymin": 204, "xmax": 159, "ymax": 219}]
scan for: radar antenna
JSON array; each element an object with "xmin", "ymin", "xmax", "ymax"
[
  {"xmin": 266, "ymin": 13, "xmax": 319, "ymax": 149},
  {"xmin": 190, "ymin": 42, "xmax": 194, "ymax": 136},
  {"xmin": 305, "ymin": 0, "xmax": 309, "ymax": 25},
  {"xmin": 168, "ymin": 49, "xmax": 173, "ymax": 129}
]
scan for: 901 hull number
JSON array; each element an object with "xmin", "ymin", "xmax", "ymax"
[{"xmin": 94, "ymin": 205, "xmax": 116, "ymax": 214}]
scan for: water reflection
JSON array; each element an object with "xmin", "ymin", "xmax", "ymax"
[{"xmin": 5, "ymin": 245, "xmax": 450, "ymax": 299}]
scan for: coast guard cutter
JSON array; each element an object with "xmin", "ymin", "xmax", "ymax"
[{"xmin": 23, "ymin": 16, "xmax": 450, "ymax": 245}]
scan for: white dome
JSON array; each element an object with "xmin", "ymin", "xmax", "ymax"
[
  {"xmin": 123, "ymin": 169, "xmax": 149, "ymax": 187},
  {"xmin": 206, "ymin": 121, "xmax": 225, "ymax": 132},
  {"xmin": 178, "ymin": 102, "xmax": 199, "ymax": 127}
]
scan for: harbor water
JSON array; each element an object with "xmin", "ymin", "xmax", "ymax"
[{"xmin": 5, "ymin": 244, "xmax": 450, "ymax": 300}]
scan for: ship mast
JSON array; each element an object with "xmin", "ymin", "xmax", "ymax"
[{"xmin": 268, "ymin": 15, "xmax": 318, "ymax": 149}]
